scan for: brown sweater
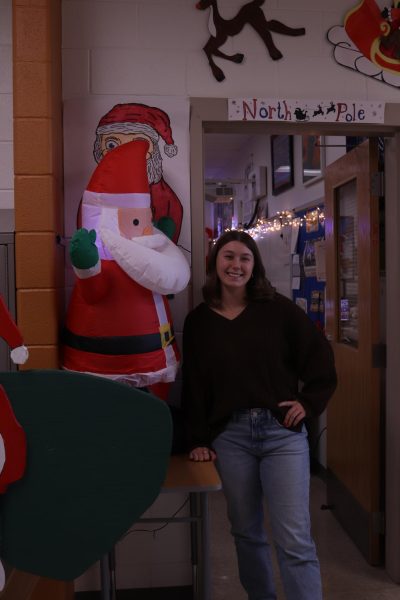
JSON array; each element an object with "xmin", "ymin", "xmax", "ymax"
[{"xmin": 182, "ymin": 293, "xmax": 337, "ymax": 449}]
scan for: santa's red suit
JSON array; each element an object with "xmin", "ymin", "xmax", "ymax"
[{"xmin": 63, "ymin": 259, "xmax": 180, "ymax": 386}]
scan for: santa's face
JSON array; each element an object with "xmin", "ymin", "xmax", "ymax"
[
  {"xmin": 117, "ymin": 207, "xmax": 153, "ymax": 239},
  {"xmin": 100, "ymin": 132, "xmax": 154, "ymax": 159}
]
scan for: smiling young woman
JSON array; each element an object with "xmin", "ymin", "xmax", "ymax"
[{"xmin": 182, "ymin": 229, "xmax": 337, "ymax": 600}]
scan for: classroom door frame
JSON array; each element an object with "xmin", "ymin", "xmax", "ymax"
[{"xmin": 189, "ymin": 97, "xmax": 400, "ymax": 583}]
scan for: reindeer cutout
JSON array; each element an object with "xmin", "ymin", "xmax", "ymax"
[{"xmin": 196, "ymin": 0, "xmax": 306, "ymax": 82}]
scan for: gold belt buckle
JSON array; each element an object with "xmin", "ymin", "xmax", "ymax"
[{"xmin": 159, "ymin": 323, "xmax": 174, "ymax": 349}]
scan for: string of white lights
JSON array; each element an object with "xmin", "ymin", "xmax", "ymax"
[{"xmin": 221, "ymin": 207, "xmax": 325, "ymax": 240}]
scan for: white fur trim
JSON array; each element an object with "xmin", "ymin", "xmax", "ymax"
[
  {"xmin": 73, "ymin": 260, "xmax": 101, "ymax": 279},
  {"xmin": 0, "ymin": 435, "xmax": 5, "ymax": 474},
  {"xmin": 63, "ymin": 363, "xmax": 178, "ymax": 387},
  {"xmin": 100, "ymin": 228, "xmax": 190, "ymax": 295},
  {"xmin": 83, "ymin": 190, "xmax": 150, "ymax": 208},
  {"xmin": 96, "ymin": 121, "xmax": 159, "ymax": 142},
  {"xmin": 10, "ymin": 345, "xmax": 29, "ymax": 365},
  {"xmin": 164, "ymin": 144, "xmax": 177, "ymax": 158}
]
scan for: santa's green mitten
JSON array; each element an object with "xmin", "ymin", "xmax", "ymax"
[
  {"xmin": 154, "ymin": 216, "xmax": 176, "ymax": 241},
  {"xmin": 70, "ymin": 229, "xmax": 99, "ymax": 270}
]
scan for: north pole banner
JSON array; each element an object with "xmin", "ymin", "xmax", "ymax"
[{"xmin": 228, "ymin": 98, "xmax": 385, "ymax": 124}]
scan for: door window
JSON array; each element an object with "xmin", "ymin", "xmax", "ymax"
[{"xmin": 336, "ymin": 179, "xmax": 358, "ymax": 347}]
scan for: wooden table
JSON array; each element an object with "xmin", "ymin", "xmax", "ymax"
[{"xmin": 100, "ymin": 455, "xmax": 222, "ymax": 600}]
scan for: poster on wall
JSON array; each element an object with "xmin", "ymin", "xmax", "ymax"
[{"xmin": 63, "ymin": 96, "xmax": 191, "ymax": 257}]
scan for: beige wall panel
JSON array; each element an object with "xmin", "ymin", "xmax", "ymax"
[
  {"xmin": 14, "ymin": 175, "xmax": 59, "ymax": 232},
  {"xmin": 13, "ymin": 6, "xmax": 50, "ymax": 62},
  {"xmin": 17, "ymin": 288, "xmax": 63, "ymax": 345},
  {"xmin": 14, "ymin": 118, "xmax": 52, "ymax": 174},
  {"xmin": 15, "ymin": 232, "xmax": 64, "ymax": 288},
  {"xmin": 14, "ymin": 61, "xmax": 50, "ymax": 117},
  {"xmin": 18, "ymin": 345, "xmax": 60, "ymax": 370},
  {"xmin": 14, "ymin": 119, "xmax": 53, "ymax": 175}
]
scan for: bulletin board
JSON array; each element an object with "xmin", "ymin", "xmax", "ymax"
[{"xmin": 292, "ymin": 205, "xmax": 325, "ymax": 330}]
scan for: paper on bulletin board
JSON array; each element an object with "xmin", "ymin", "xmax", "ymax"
[
  {"xmin": 256, "ymin": 228, "xmax": 291, "ymax": 298},
  {"xmin": 315, "ymin": 240, "xmax": 326, "ymax": 282},
  {"xmin": 292, "ymin": 277, "xmax": 301, "ymax": 290},
  {"xmin": 303, "ymin": 240, "xmax": 317, "ymax": 277},
  {"xmin": 296, "ymin": 297, "xmax": 307, "ymax": 313},
  {"xmin": 291, "ymin": 254, "xmax": 301, "ymax": 289}
]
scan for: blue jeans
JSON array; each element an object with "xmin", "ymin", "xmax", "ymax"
[{"xmin": 212, "ymin": 408, "xmax": 322, "ymax": 600}]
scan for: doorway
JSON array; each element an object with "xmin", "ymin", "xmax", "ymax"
[{"xmin": 189, "ymin": 97, "xmax": 400, "ymax": 582}]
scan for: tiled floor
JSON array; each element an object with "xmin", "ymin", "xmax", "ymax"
[{"xmin": 209, "ymin": 475, "xmax": 400, "ymax": 600}]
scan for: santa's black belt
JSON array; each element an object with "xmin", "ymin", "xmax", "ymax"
[{"xmin": 62, "ymin": 327, "xmax": 174, "ymax": 355}]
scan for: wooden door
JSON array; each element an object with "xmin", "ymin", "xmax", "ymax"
[{"xmin": 324, "ymin": 140, "xmax": 384, "ymax": 565}]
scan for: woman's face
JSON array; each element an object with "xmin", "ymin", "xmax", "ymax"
[{"xmin": 216, "ymin": 241, "xmax": 254, "ymax": 292}]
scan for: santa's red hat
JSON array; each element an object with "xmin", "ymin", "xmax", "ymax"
[
  {"xmin": 83, "ymin": 140, "xmax": 151, "ymax": 209},
  {"xmin": 95, "ymin": 103, "xmax": 178, "ymax": 159},
  {"xmin": 0, "ymin": 296, "xmax": 24, "ymax": 350}
]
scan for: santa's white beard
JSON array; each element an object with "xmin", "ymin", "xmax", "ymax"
[
  {"xmin": 99, "ymin": 227, "xmax": 190, "ymax": 295},
  {"xmin": 147, "ymin": 144, "xmax": 163, "ymax": 184}
]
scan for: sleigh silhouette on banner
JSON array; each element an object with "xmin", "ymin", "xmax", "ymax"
[{"xmin": 345, "ymin": 0, "xmax": 400, "ymax": 74}]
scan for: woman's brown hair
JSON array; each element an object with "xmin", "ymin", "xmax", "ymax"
[{"xmin": 202, "ymin": 230, "xmax": 275, "ymax": 308}]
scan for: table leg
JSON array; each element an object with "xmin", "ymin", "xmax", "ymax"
[
  {"xmin": 189, "ymin": 493, "xmax": 199, "ymax": 600},
  {"xmin": 189, "ymin": 492, "xmax": 211, "ymax": 600},
  {"xmin": 100, "ymin": 550, "xmax": 117, "ymax": 600},
  {"xmin": 200, "ymin": 492, "xmax": 211, "ymax": 600}
]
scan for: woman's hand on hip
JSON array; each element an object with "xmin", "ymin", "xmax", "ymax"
[
  {"xmin": 278, "ymin": 400, "xmax": 306, "ymax": 427},
  {"xmin": 189, "ymin": 447, "xmax": 217, "ymax": 462}
]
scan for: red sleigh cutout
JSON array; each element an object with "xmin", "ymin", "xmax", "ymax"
[{"xmin": 345, "ymin": 0, "xmax": 400, "ymax": 74}]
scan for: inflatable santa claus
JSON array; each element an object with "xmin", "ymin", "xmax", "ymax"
[{"xmin": 62, "ymin": 140, "xmax": 190, "ymax": 400}]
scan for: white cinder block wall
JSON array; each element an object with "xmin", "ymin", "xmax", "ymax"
[{"xmin": 0, "ymin": 0, "xmax": 13, "ymax": 212}]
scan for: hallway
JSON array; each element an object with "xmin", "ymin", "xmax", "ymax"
[{"xmin": 210, "ymin": 475, "xmax": 399, "ymax": 600}]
